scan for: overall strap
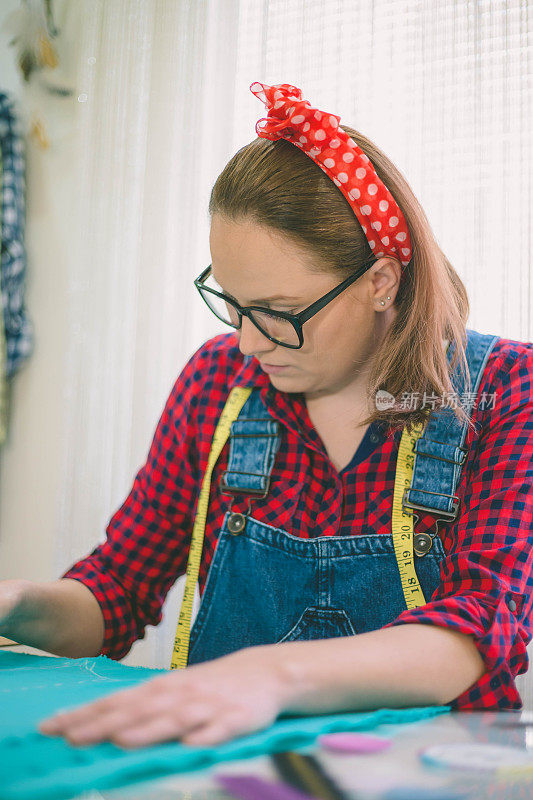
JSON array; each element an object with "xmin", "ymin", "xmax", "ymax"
[
  {"xmin": 220, "ymin": 388, "xmax": 281, "ymax": 498},
  {"xmin": 404, "ymin": 328, "xmax": 500, "ymax": 523}
]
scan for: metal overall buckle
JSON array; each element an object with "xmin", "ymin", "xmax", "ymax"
[
  {"xmin": 402, "ymin": 487, "xmax": 461, "ymax": 557},
  {"xmin": 219, "ymin": 470, "xmax": 271, "ymax": 535}
]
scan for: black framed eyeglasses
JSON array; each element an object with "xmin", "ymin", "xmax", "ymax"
[{"xmin": 193, "ymin": 256, "xmax": 379, "ymax": 349}]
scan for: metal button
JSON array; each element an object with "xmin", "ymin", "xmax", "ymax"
[
  {"xmin": 227, "ymin": 512, "xmax": 246, "ymax": 535},
  {"xmin": 508, "ymin": 599, "xmax": 517, "ymax": 612},
  {"xmin": 413, "ymin": 532, "xmax": 433, "ymax": 556},
  {"xmin": 370, "ymin": 433, "xmax": 379, "ymax": 443}
]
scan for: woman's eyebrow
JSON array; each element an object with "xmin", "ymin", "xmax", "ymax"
[
  {"xmin": 224, "ymin": 288, "xmax": 302, "ymax": 303},
  {"xmin": 211, "ymin": 268, "xmax": 302, "ymax": 303}
]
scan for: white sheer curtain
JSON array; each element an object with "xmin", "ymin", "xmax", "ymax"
[
  {"xmin": 54, "ymin": 0, "xmax": 242, "ymax": 669},
  {"xmin": 0, "ymin": 0, "xmax": 531, "ymax": 702}
]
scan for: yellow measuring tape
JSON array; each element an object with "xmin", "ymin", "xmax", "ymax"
[
  {"xmin": 170, "ymin": 387, "xmax": 430, "ymax": 669},
  {"xmin": 392, "ymin": 417, "xmax": 430, "ymax": 609},
  {"xmin": 169, "ymin": 387, "xmax": 253, "ymax": 669}
]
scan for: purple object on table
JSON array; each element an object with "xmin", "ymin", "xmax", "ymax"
[
  {"xmin": 318, "ymin": 732, "xmax": 392, "ymax": 753},
  {"xmin": 215, "ymin": 772, "xmax": 320, "ymax": 800}
]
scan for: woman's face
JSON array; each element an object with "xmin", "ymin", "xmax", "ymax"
[{"xmin": 209, "ymin": 215, "xmax": 400, "ymax": 404}]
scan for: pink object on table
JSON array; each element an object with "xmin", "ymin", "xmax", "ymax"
[{"xmin": 318, "ymin": 732, "xmax": 392, "ymax": 754}]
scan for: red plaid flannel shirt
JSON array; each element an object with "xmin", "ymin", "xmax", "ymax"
[{"xmin": 62, "ymin": 331, "xmax": 533, "ymax": 710}]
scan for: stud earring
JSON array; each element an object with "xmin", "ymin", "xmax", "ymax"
[{"xmin": 378, "ymin": 296, "xmax": 391, "ymax": 306}]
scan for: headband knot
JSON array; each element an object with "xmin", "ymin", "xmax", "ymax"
[
  {"xmin": 250, "ymin": 80, "xmax": 412, "ymax": 270},
  {"xmin": 252, "ymin": 82, "xmax": 341, "ymax": 154}
]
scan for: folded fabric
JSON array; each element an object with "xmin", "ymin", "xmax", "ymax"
[{"xmin": 0, "ymin": 650, "xmax": 450, "ymax": 800}]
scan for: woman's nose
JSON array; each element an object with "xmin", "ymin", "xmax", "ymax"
[{"xmin": 237, "ymin": 315, "xmax": 276, "ymax": 356}]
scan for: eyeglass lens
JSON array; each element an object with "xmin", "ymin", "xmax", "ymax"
[{"xmin": 198, "ymin": 283, "xmax": 299, "ymax": 347}]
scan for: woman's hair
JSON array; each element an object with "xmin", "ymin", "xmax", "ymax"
[{"xmin": 208, "ymin": 126, "xmax": 474, "ymax": 436}]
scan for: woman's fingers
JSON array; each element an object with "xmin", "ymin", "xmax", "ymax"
[
  {"xmin": 39, "ymin": 684, "xmax": 167, "ymax": 740},
  {"xmin": 110, "ymin": 700, "xmax": 218, "ymax": 748},
  {"xmin": 112, "ymin": 713, "xmax": 204, "ymax": 749},
  {"xmin": 40, "ymin": 686, "xmax": 143, "ymax": 733},
  {"xmin": 42, "ymin": 687, "xmax": 221, "ymax": 749}
]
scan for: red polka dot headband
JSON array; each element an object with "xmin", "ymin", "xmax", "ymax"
[{"xmin": 249, "ymin": 81, "xmax": 412, "ymax": 270}]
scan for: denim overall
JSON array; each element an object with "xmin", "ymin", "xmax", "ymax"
[{"xmin": 187, "ymin": 329, "xmax": 499, "ymax": 665}]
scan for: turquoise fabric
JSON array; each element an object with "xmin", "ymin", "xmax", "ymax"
[{"xmin": 0, "ymin": 651, "xmax": 451, "ymax": 800}]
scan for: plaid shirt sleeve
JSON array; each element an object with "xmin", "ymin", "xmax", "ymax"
[
  {"xmin": 382, "ymin": 342, "xmax": 533, "ymax": 710},
  {"xmin": 59, "ymin": 341, "xmax": 210, "ymax": 660}
]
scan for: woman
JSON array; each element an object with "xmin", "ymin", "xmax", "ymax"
[{"xmin": 2, "ymin": 82, "xmax": 532, "ymax": 749}]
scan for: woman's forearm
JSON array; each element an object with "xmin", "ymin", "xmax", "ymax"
[
  {"xmin": 1, "ymin": 579, "xmax": 105, "ymax": 658},
  {"xmin": 272, "ymin": 623, "xmax": 486, "ymax": 714}
]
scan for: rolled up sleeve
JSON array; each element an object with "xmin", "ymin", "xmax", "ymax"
[
  {"xmin": 60, "ymin": 343, "xmax": 207, "ymax": 660},
  {"xmin": 382, "ymin": 344, "xmax": 533, "ymax": 710}
]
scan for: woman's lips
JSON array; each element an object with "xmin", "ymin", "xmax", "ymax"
[{"xmin": 259, "ymin": 363, "xmax": 290, "ymax": 373}]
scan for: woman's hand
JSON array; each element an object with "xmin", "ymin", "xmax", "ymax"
[
  {"xmin": 37, "ymin": 644, "xmax": 296, "ymax": 749},
  {"xmin": 0, "ymin": 579, "xmax": 31, "ymax": 631}
]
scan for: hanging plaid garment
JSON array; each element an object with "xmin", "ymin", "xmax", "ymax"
[
  {"xmin": 0, "ymin": 149, "xmax": 8, "ymax": 443},
  {"xmin": 0, "ymin": 91, "xmax": 33, "ymax": 384}
]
